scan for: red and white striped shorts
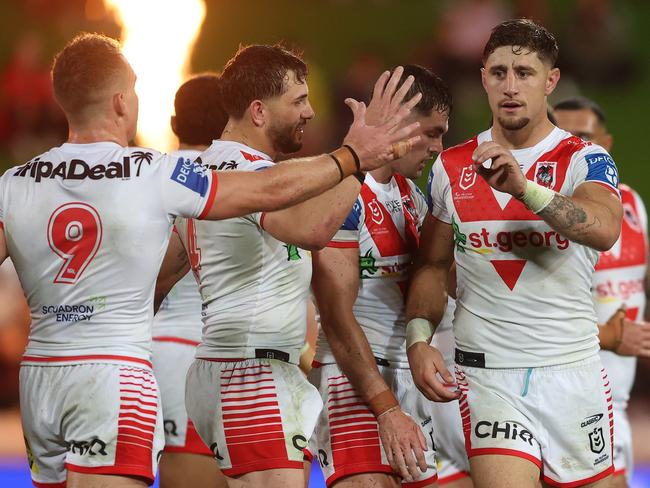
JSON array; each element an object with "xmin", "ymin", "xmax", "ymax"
[
  {"xmin": 307, "ymin": 362, "xmax": 438, "ymax": 488},
  {"xmin": 185, "ymin": 357, "xmax": 322, "ymax": 477},
  {"xmin": 20, "ymin": 358, "xmax": 165, "ymax": 488}
]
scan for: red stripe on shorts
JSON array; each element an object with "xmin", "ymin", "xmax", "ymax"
[
  {"xmin": 114, "ymin": 367, "xmax": 158, "ymax": 477},
  {"xmin": 221, "ymin": 363, "xmax": 288, "ymax": 471}
]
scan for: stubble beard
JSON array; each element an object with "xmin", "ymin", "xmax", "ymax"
[{"xmin": 497, "ymin": 116, "xmax": 530, "ymax": 131}]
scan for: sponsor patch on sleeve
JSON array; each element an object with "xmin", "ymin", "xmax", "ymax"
[
  {"xmin": 341, "ymin": 200, "xmax": 362, "ymax": 231},
  {"xmin": 585, "ymin": 152, "xmax": 619, "ymax": 190},
  {"xmin": 170, "ymin": 157, "xmax": 210, "ymax": 196}
]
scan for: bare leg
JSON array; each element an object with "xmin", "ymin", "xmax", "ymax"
[
  {"xmin": 158, "ymin": 452, "xmax": 227, "ymax": 488},
  {"xmin": 470, "ymin": 455, "xmax": 540, "ymax": 488}
]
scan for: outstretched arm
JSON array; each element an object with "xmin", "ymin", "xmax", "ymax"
[
  {"xmin": 262, "ymin": 68, "xmax": 422, "ymax": 249},
  {"xmin": 405, "ymin": 214, "xmax": 459, "ymax": 402},
  {"xmin": 204, "ymin": 77, "xmax": 421, "ymax": 221},
  {"xmin": 471, "ymin": 142, "xmax": 622, "ymax": 251},
  {"xmin": 312, "ymin": 246, "xmax": 427, "ymax": 482}
]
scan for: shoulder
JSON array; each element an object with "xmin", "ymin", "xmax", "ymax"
[
  {"xmin": 439, "ymin": 136, "xmax": 479, "ymax": 168},
  {"xmin": 197, "ymin": 141, "xmax": 274, "ymax": 172}
]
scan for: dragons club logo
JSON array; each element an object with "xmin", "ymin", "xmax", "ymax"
[{"xmin": 534, "ymin": 162, "xmax": 556, "ymax": 189}]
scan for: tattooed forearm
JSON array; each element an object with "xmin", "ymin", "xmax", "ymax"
[{"xmin": 538, "ymin": 194, "xmax": 603, "ymax": 245}]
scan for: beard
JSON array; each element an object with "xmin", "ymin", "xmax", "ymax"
[
  {"xmin": 497, "ymin": 115, "xmax": 530, "ymax": 131},
  {"xmin": 267, "ymin": 119, "xmax": 303, "ymax": 154}
]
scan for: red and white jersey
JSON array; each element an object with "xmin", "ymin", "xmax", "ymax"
[
  {"xmin": 315, "ymin": 173, "xmax": 428, "ymax": 366},
  {"xmin": 152, "ymin": 150, "xmax": 204, "ymax": 345},
  {"xmin": 429, "ymin": 127, "xmax": 620, "ymax": 368},
  {"xmin": 0, "ymin": 142, "xmax": 217, "ymax": 362},
  {"xmin": 176, "ymin": 140, "xmax": 312, "ymax": 363},
  {"xmin": 593, "ymin": 184, "xmax": 648, "ymax": 407}
]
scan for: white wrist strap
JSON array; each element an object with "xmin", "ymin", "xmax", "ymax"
[
  {"xmin": 406, "ymin": 318, "xmax": 434, "ymax": 350},
  {"xmin": 519, "ymin": 180, "xmax": 556, "ymax": 214}
]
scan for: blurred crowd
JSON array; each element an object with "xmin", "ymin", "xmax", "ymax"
[{"xmin": 0, "ymin": 0, "xmax": 647, "ymax": 408}]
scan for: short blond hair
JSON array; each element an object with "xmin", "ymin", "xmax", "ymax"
[{"xmin": 52, "ymin": 33, "xmax": 129, "ymax": 116}]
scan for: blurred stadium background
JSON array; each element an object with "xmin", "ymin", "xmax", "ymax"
[{"xmin": 0, "ymin": 0, "xmax": 649, "ymax": 486}]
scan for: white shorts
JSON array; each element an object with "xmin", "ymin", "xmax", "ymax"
[
  {"xmin": 455, "ymin": 355, "xmax": 613, "ymax": 487},
  {"xmin": 152, "ymin": 339, "xmax": 211, "ymax": 455},
  {"xmin": 185, "ymin": 357, "xmax": 322, "ymax": 477},
  {"xmin": 430, "ymin": 399, "xmax": 470, "ymax": 485},
  {"xmin": 611, "ymin": 404, "xmax": 632, "ymax": 480},
  {"xmin": 307, "ymin": 362, "xmax": 438, "ymax": 487},
  {"xmin": 20, "ymin": 359, "xmax": 165, "ymax": 487}
]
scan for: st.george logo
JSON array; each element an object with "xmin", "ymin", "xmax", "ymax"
[
  {"xmin": 459, "ymin": 166, "xmax": 476, "ymax": 190},
  {"xmin": 534, "ymin": 162, "xmax": 556, "ymax": 189}
]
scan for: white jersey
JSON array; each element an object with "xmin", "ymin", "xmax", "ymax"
[
  {"xmin": 315, "ymin": 173, "xmax": 428, "ymax": 366},
  {"xmin": 152, "ymin": 149, "xmax": 203, "ymax": 344},
  {"xmin": 0, "ymin": 142, "xmax": 217, "ymax": 362},
  {"xmin": 176, "ymin": 140, "xmax": 312, "ymax": 363},
  {"xmin": 429, "ymin": 127, "xmax": 620, "ymax": 368},
  {"xmin": 593, "ymin": 184, "xmax": 648, "ymax": 408}
]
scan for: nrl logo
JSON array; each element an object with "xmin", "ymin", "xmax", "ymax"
[
  {"xmin": 368, "ymin": 199, "xmax": 384, "ymax": 224},
  {"xmin": 588, "ymin": 427, "xmax": 605, "ymax": 454},
  {"xmin": 534, "ymin": 161, "xmax": 556, "ymax": 189},
  {"xmin": 459, "ymin": 166, "xmax": 476, "ymax": 190}
]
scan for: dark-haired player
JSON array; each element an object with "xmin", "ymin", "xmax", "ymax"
[
  {"xmin": 156, "ymin": 44, "xmax": 421, "ymax": 488},
  {"xmin": 406, "ymin": 20, "xmax": 623, "ymax": 488},
  {"xmin": 308, "ymin": 65, "xmax": 452, "ymax": 488},
  {"xmin": 152, "ymin": 73, "xmax": 228, "ymax": 488},
  {"xmin": 1, "ymin": 33, "xmax": 417, "ymax": 488},
  {"xmin": 555, "ymin": 96, "xmax": 650, "ymax": 488}
]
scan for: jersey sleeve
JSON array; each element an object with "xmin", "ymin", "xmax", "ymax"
[
  {"xmin": 568, "ymin": 144, "xmax": 620, "ymax": 197},
  {"xmin": 159, "ymin": 154, "xmax": 218, "ymax": 219},
  {"xmin": 427, "ymin": 156, "xmax": 452, "ymax": 224},
  {"xmin": 326, "ymin": 197, "xmax": 363, "ymax": 248}
]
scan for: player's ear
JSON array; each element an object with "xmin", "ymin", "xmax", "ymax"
[
  {"xmin": 545, "ymin": 67, "xmax": 560, "ymax": 96},
  {"xmin": 249, "ymin": 100, "xmax": 266, "ymax": 128},
  {"xmin": 170, "ymin": 115, "xmax": 178, "ymax": 137},
  {"xmin": 113, "ymin": 92, "xmax": 127, "ymax": 117}
]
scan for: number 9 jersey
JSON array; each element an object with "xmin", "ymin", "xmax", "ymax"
[{"xmin": 0, "ymin": 141, "xmax": 217, "ymax": 363}]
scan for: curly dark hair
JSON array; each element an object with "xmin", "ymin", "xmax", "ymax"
[
  {"xmin": 483, "ymin": 19, "xmax": 559, "ymax": 67},
  {"xmin": 219, "ymin": 44, "xmax": 308, "ymax": 119}
]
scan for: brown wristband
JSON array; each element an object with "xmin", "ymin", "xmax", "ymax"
[
  {"xmin": 330, "ymin": 146, "xmax": 358, "ymax": 179},
  {"xmin": 599, "ymin": 309, "xmax": 625, "ymax": 351},
  {"xmin": 368, "ymin": 389, "xmax": 399, "ymax": 417}
]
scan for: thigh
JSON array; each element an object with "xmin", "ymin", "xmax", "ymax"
[
  {"xmin": 186, "ymin": 358, "xmax": 322, "ymax": 478},
  {"xmin": 234, "ymin": 467, "xmax": 307, "ymax": 488},
  {"xmin": 308, "ymin": 363, "xmax": 394, "ymax": 486},
  {"xmin": 392, "ymin": 367, "xmax": 439, "ymax": 487},
  {"xmin": 158, "ymin": 452, "xmax": 227, "ymax": 488},
  {"xmin": 430, "ymin": 398, "xmax": 471, "ymax": 485},
  {"xmin": 533, "ymin": 359, "xmax": 614, "ymax": 486},
  {"xmin": 153, "ymin": 341, "xmax": 211, "ymax": 455},
  {"xmin": 470, "ymin": 455, "xmax": 540, "ymax": 488},
  {"xmin": 455, "ymin": 366, "xmax": 542, "ymax": 469},
  {"xmin": 20, "ymin": 365, "xmax": 68, "ymax": 486},
  {"xmin": 21, "ymin": 362, "xmax": 165, "ymax": 486}
]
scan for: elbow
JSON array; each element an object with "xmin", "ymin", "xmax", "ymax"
[{"xmin": 594, "ymin": 227, "xmax": 621, "ymax": 252}]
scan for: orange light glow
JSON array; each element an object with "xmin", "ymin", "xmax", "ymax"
[{"xmin": 104, "ymin": 0, "xmax": 206, "ymax": 151}]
